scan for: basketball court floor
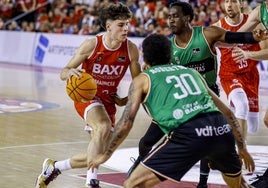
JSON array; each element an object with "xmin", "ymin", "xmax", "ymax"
[{"xmin": 0, "ymin": 62, "xmax": 268, "ymax": 188}]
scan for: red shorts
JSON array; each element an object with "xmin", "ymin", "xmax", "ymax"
[
  {"xmin": 220, "ymin": 70, "xmax": 259, "ymax": 112},
  {"xmin": 74, "ymin": 98, "xmax": 116, "ymax": 126}
]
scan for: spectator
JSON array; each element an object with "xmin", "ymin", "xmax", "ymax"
[
  {"xmin": 154, "ymin": 0, "xmax": 169, "ymax": 26},
  {"xmin": 209, "ymin": 10, "xmax": 219, "ymax": 25},
  {"xmin": 15, "ymin": 0, "xmax": 37, "ymax": 23},
  {"xmin": 135, "ymin": 0, "xmax": 150, "ymax": 25},
  {"xmin": 0, "ymin": 0, "xmax": 14, "ymax": 21},
  {"xmin": 78, "ymin": 22, "xmax": 91, "ymax": 35}
]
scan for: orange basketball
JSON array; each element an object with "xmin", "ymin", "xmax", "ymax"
[{"xmin": 66, "ymin": 72, "xmax": 97, "ymax": 102}]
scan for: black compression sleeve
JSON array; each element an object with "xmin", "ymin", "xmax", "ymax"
[{"xmin": 225, "ymin": 31, "xmax": 259, "ymax": 44}]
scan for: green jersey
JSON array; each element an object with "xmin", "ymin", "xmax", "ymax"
[
  {"xmin": 260, "ymin": 2, "xmax": 268, "ymax": 29},
  {"xmin": 143, "ymin": 64, "xmax": 219, "ymax": 135},
  {"xmin": 171, "ymin": 26, "xmax": 217, "ymax": 87}
]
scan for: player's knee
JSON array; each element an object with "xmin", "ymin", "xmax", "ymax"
[
  {"xmin": 94, "ymin": 120, "xmax": 112, "ymax": 140},
  {"xmin": 229, "ymin": 89, "xmax": 249, "ymax": 119}
]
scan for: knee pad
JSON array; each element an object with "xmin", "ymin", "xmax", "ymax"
[
  {"xmin": 247, "ymin": 112, "xmax": 259, "ymax": 134},
  {"xmin": 228, "ymin": 88, "xmax": 249, "ymax": 120}
]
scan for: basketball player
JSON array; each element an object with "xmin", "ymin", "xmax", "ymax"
[
  {"xmin": 214, "ymin": 0, "xmax": 268, "ymax": 139},
  {"xmin": 35, "ymin": 3, "xmax": 141, "ymax": 188},
  {"xmin": 237, "ymin": 0, "xmax": 268, "ymax": 31},
  {"xmin": 88, "ymin": 34, "xmax": 255, "ymax": 188},
  {"xmin": 127, "ymin": 2, "xmax": 267, "ymax": 188}
]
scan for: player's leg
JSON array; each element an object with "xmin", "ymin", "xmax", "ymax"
[
  {"xmin": 197, "ymin": 158, "xmax": 210, "ymax": 188},
  {"xmin": 264, "ymin": 109, "xmax": 268, "ymax": 127},
  {"xmin": 228, "ymin": 87, "xmax": 249, "ymax": 140},
  {"xmin": 197, "ymin": 84, "xmax": 219, "ymax": 188},
  {"xmin": 127, "ymin": 121, "xmax": 164, "ymax": 177},
  {"xmin": 124, "ymin": 164, "xmax": 162, "ymax": 188},
  {"xmin": 83, "ymin": 104, "xmax": 112, "ymax": 187},
  {"xmin": 245, "ymin": 71, "xmax": 259, "ymax": 134}
]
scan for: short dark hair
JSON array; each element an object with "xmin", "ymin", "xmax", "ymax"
[
  {"xmin": 99, "ymin": 3, "xmax": 132, "ymax": 29},
  {"xmin": 170, "ymin": 1, "xmax": 194, "ymax": 22},
  {"xmin": 142, "ymin": 34, "xmax": 171, "ymax": 66}
]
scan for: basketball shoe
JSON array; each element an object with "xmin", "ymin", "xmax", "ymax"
[
  {"xmin": 35, "ymin": 158, "xmax": 61, "ymax": 188},
  {"xmin": 250, "ymin": 168, "xmax": 268, "ymax": 188},
  {"xmin": 85, "ymin": 179, "xmax": 101, "ymax": 188}
]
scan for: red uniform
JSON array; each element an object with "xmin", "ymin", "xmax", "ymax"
[
  {"xmin": 74, "ymin": 34, "xmax": 131, "ymax": 124},
  {"xmin": 218, "ymin": 14, "xmax": 260, "ymax": 112}
]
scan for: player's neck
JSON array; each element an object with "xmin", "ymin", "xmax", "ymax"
[
  {"xmin": 103, "ymin": 33, "xmax": 121, "ymax": 49},
  {"xmin": 175, "ymin": 27, "xmax": 193, "ymax": 47},
  {"xmin": 226, "ymin": 13, "xmax": 243, "ymax": 25}
]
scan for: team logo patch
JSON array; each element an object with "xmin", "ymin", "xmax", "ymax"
[
  {"xmin": 192, "ymin": 48, "xmax": 201, "ymax": 54},
  {"xmin": 0, "ymin": 97, "xmax": 59, "ymax": 114},
  {"xmin": 118, "ymin": 56, "xmax": 126, "ymax": 62}
]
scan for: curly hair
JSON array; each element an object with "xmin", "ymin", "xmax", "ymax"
[
  {"xmin": 99, "ymin": 3, "xmax": 132, "ymax": 30},
  {"xmin": 142, "ymin": 34, "xmax": 171, "ymax": 66}
]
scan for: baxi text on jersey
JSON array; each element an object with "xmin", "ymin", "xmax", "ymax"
[{"xmin": 92, "ymin": 64, "xmax": 125, "ymax": 75}]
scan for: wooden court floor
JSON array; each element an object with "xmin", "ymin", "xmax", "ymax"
[{"xmin": 0, "ymin": 62, "xmax": 267, "ymax": 188}]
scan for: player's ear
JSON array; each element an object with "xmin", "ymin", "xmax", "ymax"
[{"xmin": 106, "ymin": 20, "xmax": 111, "ymax": 31}]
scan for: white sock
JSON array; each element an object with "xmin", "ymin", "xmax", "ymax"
[
  {"xmin": 86, "ymin": 168, "xmax": 98, "ymax": 184},
  {"xmin": 54, "ymin": 159, "xmax": 72, "ymax": 171}
]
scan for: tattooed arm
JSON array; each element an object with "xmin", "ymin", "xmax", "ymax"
[
  {"xmin": 206, "ymin": 87, "xmax": 255, "ymax": 172},
  {"xmin": 89, "ymin": 74, "xmax": 148, "ymax": 168}
]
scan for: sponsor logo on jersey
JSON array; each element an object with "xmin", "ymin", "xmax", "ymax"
[
  {"xmin": 118, "ymin": 56, "xmax": 126, "ymax": 62},
  {"xmin": 192, "ymin": 48, "xmax": 201, "ymax": 54},
  {"xmin": 195, "ymin": 124, "xmax": 231, "ymax": 137},
  {"xmin": 92, "ymin": 64, "xmax": 125, "ymax": 75}
]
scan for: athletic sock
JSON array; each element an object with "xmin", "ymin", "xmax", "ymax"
[
  {"xmin": 86, "ymin": 168, "xmax": 98, "ymax": 185},
  {"xmin": 55, "ymin": 159, "xmax": 72, "ymax": 171},
  {"xmin": 199, "ymin": 158, "xmax": 210, "ymax": 185}
]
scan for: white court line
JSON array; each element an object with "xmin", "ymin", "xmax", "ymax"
[{"xmin": 0, "ymin": 139, "xmax": 140, "ymax": 150}]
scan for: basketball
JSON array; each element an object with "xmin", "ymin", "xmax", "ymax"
[{"xmin": 66, "ymin": 72, "xmax": 97, "ymax": 102}]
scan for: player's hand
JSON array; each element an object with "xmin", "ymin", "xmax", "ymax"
[
  {"xmin": 231, "ymin": 46, "xmax": 248, "ymax": 62},
  {"xmin": 67, "ymin": 68, "xmax": 85, "ymax": 82},
  {"xmin": 238, "ymin": 148, "xmax": 255, "ymax": 173},
  {"xmin": 110, "ymin": 93, "xmax": 128, "ymax": 106},
  {"xmin": 253, "ymin": 29, "xmax": 268, "ymax": 41},
  {"xmin": 88, "ymin": 154, "xmax": 110, "ymax": 170}
]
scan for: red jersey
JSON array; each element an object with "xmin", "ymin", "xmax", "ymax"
[
  {"xmin": 218, "ymin": 14, "xmax": 260, "ymax": 78},
  {"xmin": 80, "ymin": 34, "xmax": 131, "ymax": 104}
]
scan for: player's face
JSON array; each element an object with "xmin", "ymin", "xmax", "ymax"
[
  {"xmin": 108, "ymin": 19, "xmax": 129, "ymax": 42},
  {"xmin": 168, "ymin": 6, "xmax": 187, "ymax": 34},
  {"xmin": 224, "ymin": 0, "xmax": 242, "ymax": 19}
]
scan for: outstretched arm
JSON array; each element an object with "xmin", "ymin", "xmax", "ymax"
[{"xmin": 238, "ymin": 5, "xmax": 261, "ymax": 32}]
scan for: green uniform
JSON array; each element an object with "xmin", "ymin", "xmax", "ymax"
[
  {"xmin": 170, "ymin": 26, "xmax": 217, "ymax": 88},
  {"xmin": 143, "ymin": 64, "xmax": 219, "ymax": 134},
  {"xmin": 260, "ymin": 2, "xmax": 268, "ymax": 29}
]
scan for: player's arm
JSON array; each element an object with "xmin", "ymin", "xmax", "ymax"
[
  {"xmin": 232, "ymin": 39, "xmax": 268, "ymax": 62},
  {"xmin": 128, "ymin": 40, "xmax": 142, "ymax": 78},
  {"xmin": 60, "ymin": 37, "xmax": 96, "ymax": 81},
  {"xmin": 112, "ymin": 40, "xmax": 141, "ymax": 106},
  {"xmin": 204, "ymin": 25, "xmax": 266, "ymax": 46},
  {"xmin": 238, "ymin": 5, "xmax": 261, "ymax": 32},
  {"xmin": 88, "ymin": 74, "xmax": 148, "ymax": 168}
]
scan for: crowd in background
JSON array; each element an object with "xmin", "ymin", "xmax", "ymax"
[{"xmin": 0, "ymin": 0, "xmax": 264, "ymax": 37}]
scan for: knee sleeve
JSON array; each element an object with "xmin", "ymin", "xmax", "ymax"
[
  {"xmin": 228, "ymin": 88, "xmax": 249, "ymax": 120},
  {"xmin": 247, "ymin": 112, "xmax": 259, "ymax": 134}
]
